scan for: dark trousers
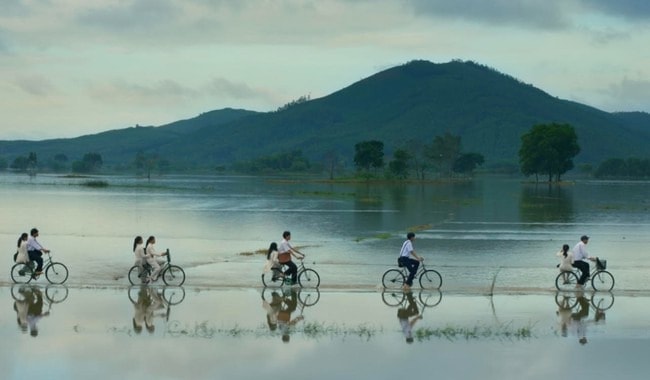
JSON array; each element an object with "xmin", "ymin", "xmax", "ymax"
[
  {"xmin": 398, "ymin": 256, "xmax": 419, "ymax": 286},
  {"xmin": 572, "ymin": 260, "xmax": 590, "ymax": 285},
  {"xmin": 283, "ymin": 261, "xmax": 298, "ymax": 284},
  {"xmin": 28, "ymin": 250, "xmax": 43, "ymax": 272}
]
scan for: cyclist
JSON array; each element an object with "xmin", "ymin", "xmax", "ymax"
[
  {"xmin": 26, "ymin": 228, "xmax": 49, "ymax": 276},
  {"xmin": 572, "ymin": 235, "xmax": 596, "ymax": 288},
  {"xmin": 398, "ymin": 232, "xmax": 423, "ymax": 291},
  {"xmin": 144, "ymin": 236, "xmax": 168, "ymax": 282},
  {"xmin": 278, "ymin": 231, "xmax": 304, "ymax": 285}
]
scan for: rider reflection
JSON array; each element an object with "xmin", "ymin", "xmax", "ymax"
[
  {"xmin": 277, "ymin": 289, "xmax": 303, "ymax": 343},
  {"xmin": 132, "ymin": 286, "xmax": 150, "ymax": 334},
  {"xmin": 397, "ymin": 291, "xmax": 422, "ymax": 343},
  {"xmin": 262, "ymin": 290, "xmax": 283, "ymax": 331},
  {"xmin": 572, "ymin": 294, "xmax": 590, "ymax": 345},
  {"xmin": 26, "ymin": 287, "xmax": 50, "ymax": 337}
]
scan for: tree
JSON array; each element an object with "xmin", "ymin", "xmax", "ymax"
[
  {"xmin": 426, "ymin": 133, "xmax": 461, "ymax": 177},
  {"xmin": 519, "ymin": 123, "xmax": 580, "ymax": 182},
  {"xmin": 72, "ymin": 152, "xmax": 103, "ymax": 173},
  {"xmin": 453, "ymin": 153, "xmax": 485, "ymax": 174},
  {"xmin": 388, "ymin": 148, "xmax": 412, "ymax": 179},
  {"xmin": 354, "ymin": 140, "xmax": 384, "ymax": 173},
  {"xmin": 134, "ymin": 151, "xmax": 159, "ymax": 179}
]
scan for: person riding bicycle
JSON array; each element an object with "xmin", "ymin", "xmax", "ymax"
[
  {"xmin": 398, "ymin": 232, "xmax": 423, "ymax": 291},
  {"xmin": 572, "ymin": 235, "xmax": 597, "ymax": 288},
  {"xmin": 26, "ymin": 228, "xmax": 49, "ymax": 276},
  {"xmin": 277, "ymin": 231, "xmax": 304, "ymax": 285},
  {"xmin": 144, "ymin": 236, "xmax": 168, "ymax": 283}
]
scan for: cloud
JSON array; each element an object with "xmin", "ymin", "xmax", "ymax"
[
  {"xmin": 404, "ymin": 0, "xmax": 571, "ymax": 29},
  {"xmin": 605, "ymin": 78, "xmax": 650, "ymax": 111},
  {"xmin": 583, "ymin": 0, "xmax": 650, "ymax": 21},
  {"xmin": 13, "ymin": 74, "xmax": 57, "ymax": 96},
  {"xmin": 204, "ymin": 78, "xmax": 275, "ymax": 102}
]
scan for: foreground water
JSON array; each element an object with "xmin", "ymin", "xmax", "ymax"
[
  {"xmin": 1, "ymin": 285, "xmax": 648, "ymax": 380},
  {"xmin": 1, "ymin": 173, "xmax": 649, "ymax": 291}
]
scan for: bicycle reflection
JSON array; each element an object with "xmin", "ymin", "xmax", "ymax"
[
  {"xmin": 128, "ymin": 285, "xmax": 185, "ymax": 335},
  {"xmin": 11, "ymin": 284, "xmax": 68, "ymax": 337},
  {"xmin": 381, "ymin": 290, "xmax": 443, "ymax": 343},
  {"xmin": 261, "ymin": 287, "xmax": 320, "ymax": 343},
  {"xmin": 555, "ymin": 291, "xmax": 612, "ymax": 345}
]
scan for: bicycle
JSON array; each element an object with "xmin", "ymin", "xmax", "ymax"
[
  {"xmin": 382, "ymin": 261, "xmax": 442, "ymax": 290},
  {"xmin": 261, "ymin": 257, "xmax": 320, "ymax": 288},
  {"xmin": 381, "ymin": 289, "xmax": 443, "ymax": 308},
  {"xmin": 11, "ymin": 252, "xmax": 69, "ymax": 285},
  {"xmin": 555, "ymin": 290, "xmax": 614, "ymax": 312},
  {"xmin": 128, "ymin": 250, "xmax": 186, "ymax": 286},
  {"xmin": 12, "ymin": 283, "xmax": 69, "ymax": 304},
  {"xmin": 555, "ymin": 258, "xmax": 614, "ymax": 291}
]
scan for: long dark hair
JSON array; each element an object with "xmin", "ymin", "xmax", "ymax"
[
  {"xmin": 267, "ymin": 242, "xmax": 278, "ymax": 259},
  {"xmin": 145, "ymin": 236, "xmax": 155, "ymax": 250},
  {"xmin": 561, "ymin": 244, "xmax": 570, "ymax": 257},
  {"xmin": 133, "ymin": 236, "xmax": 143, "ymax": 252},
  {"xmin": 17, "ymin": 232, "xmax": 28, "ymax": 248}
]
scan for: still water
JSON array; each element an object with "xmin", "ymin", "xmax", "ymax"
[
  {"xmin": 1, "ymin": 285, "xmax": 649, "ymax": 380},
  {"xmin": 1, "ymin": 173, "xmax": 649, "ymax": 291}
]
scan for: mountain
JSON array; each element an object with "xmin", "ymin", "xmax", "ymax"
[{"xmin": 1, "ymin": 60, "xmax": 649, "ymax": 170}]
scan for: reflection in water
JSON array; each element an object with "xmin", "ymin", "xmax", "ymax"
[
  {"xmin": 128, "ymin": 286, "xmax": 186, "ymax": 335},
  {"xmin": 381, "ymin": 290, "xmax": 443, "ymax": 343},
  {"xmin": 11, "ymin": 284, "xmax": 67, "ymax": 337},
  {"xmin": 261, "ymin": 288, "xmax": 319, "ymax": 343},
  {"xmin": 555, "ymin": 291, "xmax": 612, "ymax": 344},
  {"xmin": 519, "ymin": 183, "xmax": 574, "ymax": 223}
]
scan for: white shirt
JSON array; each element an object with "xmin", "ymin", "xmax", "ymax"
[
  {"xmin": 278, "ymin": 239, "xmax": 292, "ymax": 254},
  {"xmin": 572, "ymin": 241, "xmax": 590, "ymax": 261},
  {"xmin": 399, "ymin": 240, "xmax": 413, "ymax": 258},
  {"xmin": 26, "ymin": 236, "xmax": 44, "ymax": 252}
]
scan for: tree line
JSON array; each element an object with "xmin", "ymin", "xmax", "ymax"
[{"xmin": 1, "ymin": 122, "xmax": 647, "ymax": 181}]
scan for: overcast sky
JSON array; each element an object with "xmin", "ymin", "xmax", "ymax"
[{"xmin": 1, "ymin": 0, "xmax": 648, "ymax": 140}]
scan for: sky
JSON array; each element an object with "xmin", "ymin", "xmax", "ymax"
[{"xmin": 0, "ymin": 0, "xmax": 649, "ymax": 140}]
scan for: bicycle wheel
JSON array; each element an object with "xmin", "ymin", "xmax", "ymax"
[
  {"xmin": 128, "ymin": 266, "xmax": 148, "ymax": 285},
  {"xmin": 382, "ymin": 269, "xmax": 405, "ymax": 290},
  {"xmin": 419, "ymin": 290, "xmax": 443, "ymax": 307},
  {"xmin": 45, "ymin": 262, "xmax": 69, "ymax": 284},
  {"xmin": 163, "ymin": 287, "xmax": 186, "ymax": 305},
  {"xmin": 590, "ymin": 292, "xmax": 614, "ymax": 311},
  {"xmin": 381, "ymin": 291, "xmax": 405, "ymax": 306},
  {"xmin": 555, "ymin": 271, "xmax": 579, "ymax": 291},
  {"xmin": 11, "ymin": 284, "xmax": 29, "ymax": 301},
  {"xmin": 298, "ymin": 268, "xmax": 320, "ymax": 288},
  {"xmin": 45, "ymin": 285, "xmax": 69, "ymax": 303},
  {"xmin": 419, "ymin": 269, "xmax": 442, "ymax": 289},
  {"xmin": 162, "ymin": 265, "xmax": 186, "ymax": 286},
  {"xmin": 11, "ymin": 263, "xmax": 34, "ymax": 284},
  {"xmin": 262, "ymin": 268, "xmax": 285, "ymax": 288},
  {"xmin": 591, "ymin": 270, "xmax": 614, "ymax": 291},
  {"xmin": 555, "ymin": 291, "xmax": 578, "ymax": 309},
  {"xmin": 298, "ymin": 288, "xmax": 320, "ymax": 306}
]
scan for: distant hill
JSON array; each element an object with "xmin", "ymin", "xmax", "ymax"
[{"xmin": 1, "ymin": 60, "xmax": 649, "ymax": 171}]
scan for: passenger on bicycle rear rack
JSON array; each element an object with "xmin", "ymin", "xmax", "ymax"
[
  {"xmin": 398, "ymin": 232, "xmax": 424, "ymax": 291},
  {"xmin": 278, "ymin": 231, "xmax": 305, "ymax": 286},
  {"xmin": 132, "ymin": 236, "xmax": 147, "ymax": 281},
  {"xmin": 263, "ymin": 242, "xmax": 283, "ymax": 281}
]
